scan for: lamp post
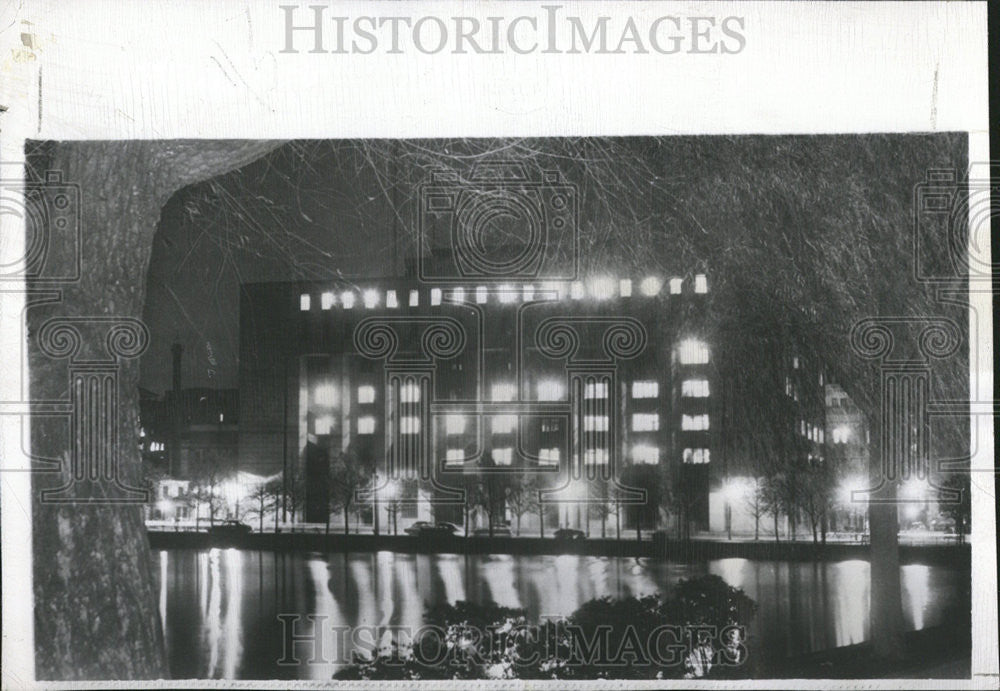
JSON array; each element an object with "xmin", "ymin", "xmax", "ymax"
[
  {"xmin": 384, "ymin": 479, "xmax": 400, "ymax": 535},
  {"xmin": 373, "ymin": 473, "xmax": 380, "ymax": 537}
]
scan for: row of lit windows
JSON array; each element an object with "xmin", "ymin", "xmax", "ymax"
[
  {"xmin": 312, "ymin": 411, "xmax": 711, "ymax": 435},
  {"xmin": 319, "ymin": 376, "xmax": 706, "ymax": 409},
  {"xmin": 442, "ymin": 445, "xmax": 699, "ymax": 467},
  {"xmin": 313, "ymin": 383, "xmax": 377, "ymax": 406},
  {"xmin": 683, "ymin": 448, "xmax": 710, "ymax": 464},
  {"xmin": 800, "ymin": 420, "xmax": 824, "ymax": 443},
  {"xmin": 299, "ymin": 275, "xmax": 709, "ymax": 312},
  {"xmin": 682, "ymin": 414, "xmax": 710, "ymax": 431},
  {"xmin": 831, "ymin": 425, "xmax": 851, "ymax": 444}
]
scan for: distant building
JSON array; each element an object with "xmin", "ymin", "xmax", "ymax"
[
  {"xmin": 139, "ymin": 343, "xmax": 239, "ymax": 480},
  {"xmin": 825, "ymin": 383, "xmax": 870, "ymax": 531}
]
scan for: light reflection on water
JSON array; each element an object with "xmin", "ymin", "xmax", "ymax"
[{"xmin": 153, "ymin": 549, "xmax": 966, "ymax": 680}]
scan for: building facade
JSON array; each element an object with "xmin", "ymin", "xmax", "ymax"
[{"xmin": 238, "ymin": 273, "xmax": 720, "ymax": 533}]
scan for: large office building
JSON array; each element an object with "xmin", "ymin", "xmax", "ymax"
[{"xmin": 238, "ymin": 271, "xmax": 724, "ymax": 533}]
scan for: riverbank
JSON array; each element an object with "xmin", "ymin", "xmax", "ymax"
[
  {"xmin": 146, "ymin": 530, "xmax": 969, "ymax": 565},
  {"xmin": 766, "ymin": 622, "xmax": 971, "ymax": 678}
]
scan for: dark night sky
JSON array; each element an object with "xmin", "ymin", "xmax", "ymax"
[{"xmin": 139, "ymin": 136, "xmax": 967, "ymax": 406}]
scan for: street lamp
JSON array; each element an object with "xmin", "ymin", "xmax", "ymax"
[
  {"xmin": 383, "ymin": 479, "xmax": 400, "ymax": 535},
  {"xmin": 721, "ymin": 478, "xmax": 746, "ymax": 541}
]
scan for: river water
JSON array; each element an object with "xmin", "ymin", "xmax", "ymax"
[{"xmin": 154, "ymin": 549, "xmax": 968, "ymax": 680}]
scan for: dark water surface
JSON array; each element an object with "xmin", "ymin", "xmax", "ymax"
[{"xmin": 154, "ymin": 549, "xmax": 968, "ymax": 680}]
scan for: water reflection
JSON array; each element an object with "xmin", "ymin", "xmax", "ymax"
[{"xmin": 152, "ymin": 549, "xmax": 966, "ymax": 680}]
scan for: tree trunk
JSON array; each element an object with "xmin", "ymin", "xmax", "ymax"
[
  {"xmin": 28, "ymin": 140, "xmax": 281, "ymax": 679},
  {"xmin": 344, "ymin": 507, "xmax": 350, "ymax": 534},
  {"xmin": 868, "ymin": 421, "xmax": 905, "ymax": 660},
  {"xmin": 773, "ymin": 512, "xmax": 780, "ymax": 542}
]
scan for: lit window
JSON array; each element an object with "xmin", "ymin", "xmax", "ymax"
[
  {"xmin": 400, "ymin": 416, "xmax": 420, "ymax": 434},
  {"xmin": 492, "ymin": 415, "xmax": 517, "ymax": 434},
  {"xmin": 499, "ymin": 284, "xmax": 516, "ymax": 303},
  {"xmin": 341, "ymin": 291, "xmax": 355, "ymax": 309},
  {"xmin": 677, "ymin": 339, "xmax": 709, "ymax": 365},
  {"xmin": 538, "ymin": 448, "xmax": 560, "ymax": 465},
  {"xmin": 819, "ymin": 371, "xmax": 824, "ymax": 386},
  {"xmin": 800, "ymin": 420, "xmax": 807, "ymax": 436},
  {"xmin": 400, "ymin": 382, "xmax": 421, "ymax": 403},
  {"xmin": 819, "ymin": 428, "xmax": 825, "ymax": 444},
  {"xmin": 833, "ymin": 425, "xmax": 850, "ymax": 444},
  {"xmin": 476, "ymin": 286, "xmax": 487, "ymax": 304},
  {"xmin": 632, "ymin": 444, "xmax": 659, "ymax": 464},
  {"xmin": 451, "ymin": 287, "xmax": 465, "ymax": 302},
  {"xmin": 300, "ymin": 294, "xmax": 311, "ymax": 311},
  {"xmin": 314, "ymin": 383, "xmax": 338, "ymax": 407},
  {"xmin": 584, "ymin": 381, "xmax": 608, "ymax": 399},
  {"xmin": 792, "ymin": 356, "xmax": 800, "ymax": 369},
  {"xmin": 409, "ymin": 289, "xmax": 419, "ymax": 307},
  {"xmin": 669, "ymin": 278, "xmax": 683, "ymax": 295},
  {"xmin": 632, "ymin": 381, "xmax": 659, "ymax": 398},
  {"xmin": 431, "ymin": 288, "xmax": 442, "ymax": 306},
  {"xmin": 571, "ymin": 281, "xmax": 585, "ymax": 299},
  {"xmin": 321, "ymin": 292, "xmax": 335, "ymax": 310},
  {"xmin": 694, "ymin": 274, "xmax": 708, "ymax": 293},
  {"xmin": 493, "ymin": 448, "xmax": 513, "ymax": 465},
  {"xmin": 584, "ymin": 448, "xmax": 608, "ymax": 465},
  {"xmin": 536, "ymin": 379, "xmax": 564, "ymax": 401},
  {"xmin": 619, "ymin": 279, "xmax": 632, "ymax": 297},
  {"xmin": 632, "ymin": 413, "xmax": 659, "ymax": 431},
  {"xmin": 386, "ymin": 290, "xmax": 398, "ymax": 308},
  {"xmin": 446, "ymin": 448, "xmax": 464, "ymax": 464},
  {"xmin": 541, "ymin": 418, "xmax": 560, "ymax": 433},
  {"xmin": 542, "ymin": 281, "xmax": 564, "ymax": 299},
  {"xmin": 683, "ymin": 448, "xmax": 710, "ymax": 464},
  {"xmin": 357, "ymin": 385, "xmax": 375, "ymax": 404},
  {"xmin": 491, "ymin": 382, "xmax": 516, "ymax": 401},
  {"xmin": 357, "ymin": 416, "xmax": 376, "ymax": 434},
  {"xmin": 584, "ymin": 416, "xmax": 609, "ymax": 432},
  {"xmin": 218, "ymin": 413, "xmax": 224, "ymax": 423},
  {"xmin": 785, "ymin": 377, "xmax": 793, "ymax": 397},
  {"xmin": 523, "ymin": 284, "xmax": 535, "ymax": 301},
  {"xmin": 591, "ymin": 277, "xmax": 615, "ymax": 300},
  {"xmin": 445, "ymin": 415, "xmax": 466, "ymax": 435},
  {"xmin": 640, "ymin": 277, "xmax": 662, "ymax": 296},
  {"xmin": 363, "ymin": 289, "xmax": 379, "ymax": 308},
  {"xmin": 681, "ymin": 414, "xmax": 709, "ymax": 431},
  {"xmin": 315, "ymin": 415, "xmax": 335, "ymax": 435},
  {"xmin": 681, "ymin": 379, "xmax": 710, "ymax": 397}
]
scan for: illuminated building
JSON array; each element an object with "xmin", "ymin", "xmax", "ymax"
[{"xmin": 238, "ymin": 272, "xmax": 718, "ymax": 532}]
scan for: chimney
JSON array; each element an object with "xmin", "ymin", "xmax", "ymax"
[
  {"xmin": 169, "ymin": 342, "xmax": 183, "ymax": 476},
  {"xmin": 171, "ymin": 342, "xmax": 183, "ymax": 394}
]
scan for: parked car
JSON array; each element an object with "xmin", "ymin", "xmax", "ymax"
[
  {"xmin": 404, "ymin": 521, "xmax": 434, "ymax": 535},
  {"xmin": 473, "ymin": 526, "xmax": 512, "ymax": 537},
  {"xmin": 554, "ymin": 528, "xmax": 586, "ymax": 541},
  {"xmin": 207, "ymin": 520, "xmax": 252, "ymax": 537},
  {"xmin": 404, "ymin": 521, "xmax": 459, "ymax": 537}
]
